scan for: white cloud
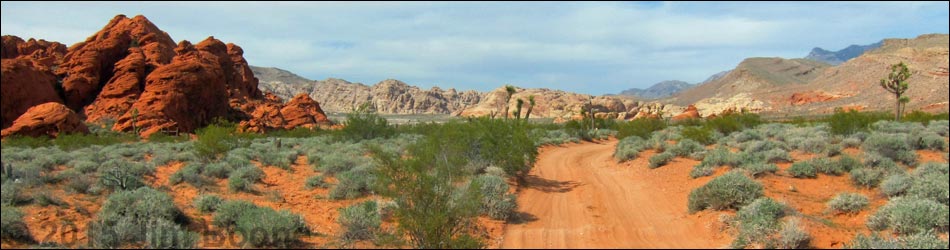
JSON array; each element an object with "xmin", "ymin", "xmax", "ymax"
[{"xmin": 1, "ymin": 1, "xmax": 947, "ymax": 95}]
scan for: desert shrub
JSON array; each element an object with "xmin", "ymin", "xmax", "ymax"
[
  {"xmin": 472, "ymin": 175, "xmax": 517, "ymax": 220},
  {"xmin": 700, "ymin": 146, "xmax": 732, "ymax": 167},
  {"xmin": 98, "ymin": 159, "xmax": 149, "ymax": 191},
  {"xmin": 53, "ymin": 132, "xmax": 138, "ymax": 151},
  {"xmin": 144, "ymin": 218, "xmax": 198, "ymax": 249},
  {"xmin": 798, "ymin": 137, "xmax": 829, "ymax": 154},
  {"xmin": 826, "ymin": 144, "xmax": 843, "ymax": 157},
  {"xmin": 213, "ymin": 200, "xmax": 309, "ymax": 247},
  {"xmin": 742, "ymin": 162, "xmax": 778, "ymax": 178},
  {"xmin": 616, "ymin": 117, "xmax": 667, "ymax": 140},
  {"xmin": 910, "ymin": 132, "xmax": 947, "ymax": 151},
  {"xmin": 259, "ymin": 147, "xmax": 297, "ymax": 169},
  {"xmin": 329, "ymin": 166, "xmax": 375, "ymax": 200},
  {"xmin": 841, "ymin": 137, "xmax": 862, "ymax": 148},
  {"xmin": 787, "ymin": 161, "xmax": 817, "ymax": 178},
  {"xmin": 850, "ymin": 168, "xmax": 886, "ymax": 188},
  {"xmin": 688, "ymin": 171, "xmax": 763, "ymax": 213},
  {"xmin": 614, "ymin": 136, "xmax": 650, "ymax": 162},
  {"xmin": 338, "ymin": 200, "xmax": 381, "ymax": 241},
  {"xmin": 669, "ymin": 139, "xmax": 704, "ymax": 158},
  {"xmin": 1, "ymin": 181, "xmax": 28, "ymax": 206},
  {"xmin": 648, "ymin": 152, "xmax": 675, "ymax": 169},
  {"xmin": 730, "ymin": 197, "xmax": 788, "ymax": 248},
  {"xmin": 88, "ymin": 187, "xmax": 190, "ymax": 248},
  {"xmin": 65, "ymin": 173, "xmax": 96, "ymax": 194},
  {"xmin": 912, "ymin": 162, "xmax": 949, "ymax": 177},
  {"xmin": 195, "ymin": 122, "xmax": 239, "ymax": 160},
  {"xmin": 228, "ymin": 166, "xmax": 264, "ymax": 193},
  {"xmin": 826, "ymin": 109, "xmax": 890, "ymax": 135},
  {"xmin": 926, "ymin": 120, "xmax": 949, "ymax": 136},
  {"xmin": 203, "ymin": 161, "xmax": 235, "ymax": 179},
  {"xmin": 305, "ymin": 175, "xmax": 329, "ymax": 189},
  {"xmin": 168, "ymin": 163, "xmax": 211, "ymax": 188},
  {"xmin": 867, "ymin": 197, "xmax": 948, "ymax": 235},
  {"xmin": 33, "ymin": 191, "xmax": 67, "ymax": 207},
  {"xmin": 705, "ymin": 113, "xmax": 762, "ymax": 136},
  {"xmin": 881, "ymin": 174, "xmax": 913, "ymax": 197},
  {"xmin": 863, "ymin": 133, "xmax": 918, "ymax": 166},
  {"xmin": 762, "ymin": 148, "xmax": 791, "ymax": 163},
  {"xmin": 689, "ymin": 164, "xmax": 716, "ymax": 179},
  {"xmin": 827, "ymin": 193, "xmax": 869, "ymax": 214},
  {"xmin": 862, "ymin": 153, "xmax": 901, "ymax": 172},
  {"xmin": 484, "ymin": 166, "xmax": 506, "ymax": 177},
  {"xmin": 0, "ymin": 206, "xmax": 31, "ymax": 242},
  {"xmin": 834, "ymin": 155, "xmax": 862, "ymax": 173},
  {"xmin": 735, "ymin": 129, "xmax": 765, "ymax": 143},
  {"xmin": 680, "ymin": 126, "xmax": 715, "ymax": 145},
  {"xmin": 846, "ymin": 232, "xmax": 949, "ymax": 249},
  {"xmin": 317, "ymin": 152, "xmax": 363, "ymax": 175},
  {"xmin": 907, "ymin": 169, "xmax": 949, "ymax": 205},
  {"xmin": 777, "ymin": 219, "xmax": 811, "ymax": 249},
  {"xmin": 194, "ymin": 194, "xmax": 223, "ymax": 214},
  {"xmin": 534, "ymin": 129, "xmax": 579, "ymax": 146},
  {"xmin": 337, "ymin": 104, "xmax": 396, "ymax": 142}
]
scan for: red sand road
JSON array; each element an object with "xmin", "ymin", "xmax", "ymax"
[{"xmin": 501, "ymin": 139, "xmax": 729, "ymax": 248}]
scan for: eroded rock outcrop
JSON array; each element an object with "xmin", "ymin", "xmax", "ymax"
[
  {"xmin": 1, "ymin": 58, "xmax": 63, "ymax": 128},
  {"xmin": 238, "ymin": 93, "xmax": 332, "ymax": 133},
  {"xmin": 1, "ymin": 102, "xmax": 88, "ymax": 138},
  {"xmin": 56, "ymin": 14, "xmax": 176, "ymax": 111},
  {"xmin": 672, "ymin": 105, "xmax": 701, "ymax": 121},
  {"xmin": 1, "ymin": 35, "xmax": 67, "ymax": 69}
]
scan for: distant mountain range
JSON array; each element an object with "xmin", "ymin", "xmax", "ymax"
[
  {"xmin": 619, "ymin": 80, "xmax": 693, "ymax": 99},
  {"xmin": 805, "ymin": 41, "xmax": 883, "ymax": 65}
]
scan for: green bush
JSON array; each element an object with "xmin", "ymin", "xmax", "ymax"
[
  {"xmin": 787, "ymin": 161, "xmax": 817, "ymax": 178},
  {"xmin": 472, "ymin": 175, "xmax": 517, "ymax": 220},
  {"xmin": 616, "ymin": 118, "xmax": 667, "ymax": 140},
  {"xmin": 1, "ymin": 181, "xmax": 28, "ymax": 206},
  {"xmin": 689, "ymin": 164, "xmax": 715, "ymax": 179},
  {"xmin": 1, "ymin": 205, "xmax": 31, "ymax": 242},
  {"xmin": 144, "ymin": 218, "xmax": 198, "ymax": 249},
  {"xmin": 705, "ymin": 112, "xmax": 762, "ymax": 136},
  {"xmin": 317, "ymin": 152, "xmax": 363, "ymax": 175},
  {"xmin": 867, "ymin": 197, "xmax": 949, "ymax": 235},
  {"xmin": 907, "ymin": 169, "xmax": 949, "ymax": 205},
  {"xmin": 846, "ymin": 232, "xmax": 949, "ymax": 249},
  {"xmin": 827, "ymin": 109, "xmax": 890, "ymax": 135},
  {"xmin": 98, "ymin": 159, "xmax": 149, "ymax": 191},
  {"xmin": 168, "ymin": 163, "xmax": 211, "ymax": 188},
  {"xmin": 194, "ymin": 195, "xmax": 223, "ymax": 214},
  {"xmin": 648, "ymin": 152, "xmax": 675, "ymax": 169},
  {"xmin": 338, "ymin": 200, "xmax": 381, "ymax": 241},
  {"xmin": 688, "ymin": 171, "xmax": 763, "ymax": 213},
  {"xmin": 195, "ymin": 122, "xmax": 239, "ymax": 160},
  {"xmin": 336, "ymin": 104, "xmax": 395, "ymax": 142},
  {"xmin": 827, "ymin": 193, "xmax": 869, "ymax": 214},
  {"xmin": 680, "ymin": 126, "xmax": 715, "ymax": 145},
  {"xmin": 305, "ymin": 175, "xmax": 329, "ymax": 189},
  {"xmin": 833, "ymin": 155, "xmax": 862, "ymax": 174},
  {"xmin": 228, "ymin": 166, "xmax": 264, "ymax": 193},
  {"xmin": 730, "ymin": 197, "xmax": 788, "ymax": 248},
  {"xmin": 762, "ymin": 148, "xmax": 791, "ymax": 163}
]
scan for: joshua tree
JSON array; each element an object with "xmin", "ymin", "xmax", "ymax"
[
  {"xmin": 502, "ymin": 85, "xmax": 516, "ymax": 120},
  {"xmin": 880, "ymin": 62, "xmax": 911, "ymax": 121},
  {"xmin": 524, "ymin": 95, "xmax": 536, "ymax": 120},
  {"xmin": 514, "ymin": 99, "xmax": 524, "ymax": 120}
]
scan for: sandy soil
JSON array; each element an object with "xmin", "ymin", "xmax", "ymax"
[{"xmin": 501, "ymin": 139, "xmax": 730, "ymax": 248}]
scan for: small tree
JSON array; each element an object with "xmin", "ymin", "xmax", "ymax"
[
  {"xmin": 502, "ymin": 85, "xmax": 516, "ymax": 120},
  {"xmin": 524, "ymin": 95, "xmax": 536, "ymax": 120},
  {"xmin": 880, "ymin": 62, "xmax": 911, "ymax": 121}
]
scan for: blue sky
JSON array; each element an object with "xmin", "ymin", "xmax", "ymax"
[{"xmin": 2, "ymin": 1, "xmax": 947, "ymax": 95}]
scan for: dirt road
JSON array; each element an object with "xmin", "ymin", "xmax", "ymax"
[{"xmin": 501, "ymin": 139, "xmax": 728, "ymax": 248}]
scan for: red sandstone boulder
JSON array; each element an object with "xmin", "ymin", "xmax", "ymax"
[
  {"xmin": 1, "ymin": 35, "xmax": 67, "ymax": 70},
  {"xmin": 1, "ymin": 102, "xmax": 88, "ymax": 138},
  {"xmin": 1, "ymin": 58, "xmax": 63, "ymax": 128},
  {"xmin": 84, "ymin": 47, "xmax": 148, "ymax": 123},
  {"xmin": 280, "ymin": 93, "xmax": 331, "ymax": 129},
  {"xmin": 672, "ymin": 105, "xmax": 701, "ymax": 121}
]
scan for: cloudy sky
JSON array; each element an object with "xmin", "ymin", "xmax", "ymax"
[{"xmin": 2, "ymin": 1, "xmax": 947, "ymax": 95}]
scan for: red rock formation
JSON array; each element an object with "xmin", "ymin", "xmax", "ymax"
[
  {"xmin": 113, "ymin": 39, "xmax": 230, "ymax": 137},
  {"xmin": 238, "ymin": 93, "xmax": 332, "ymax": 133},
  {"xmin": 672, "ymin": 105, "xmax": 701, "ymax": 121},
  {"xmin": 1, "ymin": 58, "xmax": 63, "ymax": 128},
  {"xmin": 57, "ymin": 14, "xmax": 176, "ymax": 111},
  {"xmin": 1, "ymin": 102, "xmax": 88, "ymax": 138},
  {"xmin": 226, "ymin": 43, "xmax": 263, "ymax": 100},
  {"xmin": 84, "ymin": 47, "xmax": 147, "ymax": 122},
  {"xmin": 788, "ymin": 91, "xmax": 838, "ymax": 106},
  {"xmin": 280, "ymin": 93, "xmax": 330, "ymax": 129},
  {"xmin": 1, "ymin": 35, "xmax": 67, "ymax": 69}
]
